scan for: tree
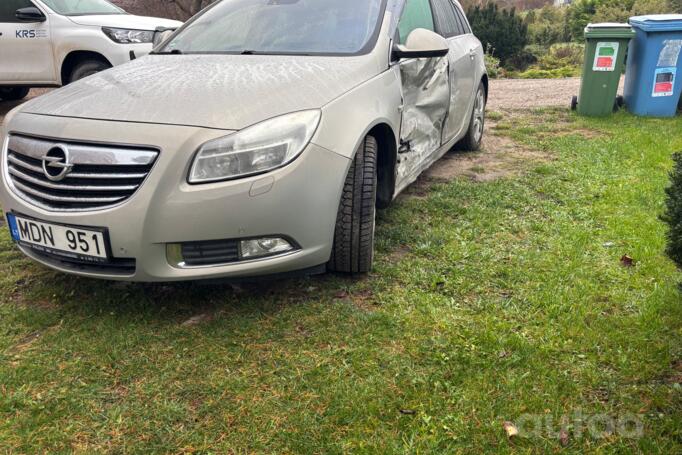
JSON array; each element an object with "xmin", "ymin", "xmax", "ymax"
[
  {"xmin": 112, "ymin": 0, "xmax": 215, "ymax": 21},
  {"xmin": 593, "ymin": 0, "xmax": 672, "ymax": 23},
  {"xmin": 525, "ymin": 5, "xmax": 571, "ymax": 45},
  {"xmin": 567, "ymin": 0, "xmax": 676, "ymax": 40},
  {"xmin": 467, "ymin": 4, "xmax": 529, "ymax": 64},
  {"xmin": 663, "ymin": 153, "xmax": 682, "ymax": 270},
  {"xmin": 566, "ymin": 0, "xmax": 600, "ymax": 40}
]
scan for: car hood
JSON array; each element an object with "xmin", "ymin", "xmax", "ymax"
[
  {"xmin": 67, "ymin": 14, "xmax": 182, "ymax": 30},
  {"xmin": 21, "ymin": 54, "xmax": 382, "ymax": 130}
]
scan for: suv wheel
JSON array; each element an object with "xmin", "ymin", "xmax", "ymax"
[
  {"xmin": 68, "ymin": 60, "xmax": 111, "ymax": 83},
  {"xmin": 456, "ymin": 81, "xmax": 487, "ymax": 152},
  {"xmin": 328, "ymin": 135, "xmax": 378, "ymax": 274},
  {"xmin": 0, "ymin": 87, "xmax": 30, "ymax": 101}
]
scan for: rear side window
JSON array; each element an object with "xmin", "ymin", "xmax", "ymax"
[
  {"xmin": 398, "ymin": 0, "xmax": 435, "ymax": 44},
  {"xmin": 454, "ymin": 3, "xmax": 472, "ymax": 34},
  {"xmin": 0, "ymin": 0, "xmax": 36, "ymax": 22},
  {"xmin": 430, "ymin": 0, "xmax": 462, "ymax": 38}
]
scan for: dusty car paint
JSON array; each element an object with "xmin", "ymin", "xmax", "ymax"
[{"xmin": 0, "ymin": 0, "xmax": 487, "ymax": 281}]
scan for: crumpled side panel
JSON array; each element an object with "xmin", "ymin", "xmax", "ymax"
[{"xmin": 397, "ymin": 57, "xmax": 450, "ymax": 179}]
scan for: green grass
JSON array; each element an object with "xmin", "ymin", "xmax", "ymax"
[{"xmin": 1, "ymin": 110, "xmax": 681, "ymax": 453}]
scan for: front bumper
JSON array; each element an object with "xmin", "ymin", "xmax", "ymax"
[
  {"xmin": 0, "ymin": 113, "xmax": 350, "ymax": 281},
  {"xmin": 107, "ymin": 43, "xmax": 154, "ymax": 66}
]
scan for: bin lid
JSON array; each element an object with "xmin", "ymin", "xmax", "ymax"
[
  {"xmin": 584, "ymin": 23, "xmax": 635, "ymax": 39},
  {"xmin": 629, "ymin": 14, "xmax": 682, "ymax": 32}
]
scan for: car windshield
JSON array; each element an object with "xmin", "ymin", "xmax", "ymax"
[
  {"xmin": 40, "ymin": 0, "xmax": 124, "ymax": 16},
  {"xmin": 161, "ymin": 0, "xmax": 386, "ymax": 56}
]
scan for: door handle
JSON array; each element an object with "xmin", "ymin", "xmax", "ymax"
[{"xmin": 469, "ymin": 48, "xmax": 476, "ymax": 59}]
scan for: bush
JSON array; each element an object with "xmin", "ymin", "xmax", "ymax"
[
  {"xmin": 525, "ymin": 5, "xmax": 571, "ymax": 46},
  {"xmin": 524, "ymin": 44, "xmax": 550, "ymax": 59},
  {"xmin": 537, "ymin": 43, "xmax": 585, "ymax": 70},
  {"xmin": 662, "ymin": 152, "xmax": 682, "ymax": 269},
  {"xmin": 467, "ymin": 4, "xmax": 528, "ymax": 64},
  {"xmin": 514, "ymin": 66, "xmax": 581, "ymax": 79},
  {"xmin": 505, "ymin": 43, "xmax": 583, "ymax": 79},
  {"xmin": 506, "ymin": 49, "xmax": 538, "ymax": 71},
  {"xmin": 484, "ymin": 53, "xmax": 502, "ymax": 79}
]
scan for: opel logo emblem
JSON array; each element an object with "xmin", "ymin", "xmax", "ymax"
[{"xmin": 41, "ymin": 144, "xmax": 74, "ymax": 182}]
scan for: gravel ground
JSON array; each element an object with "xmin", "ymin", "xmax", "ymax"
[
  {"xmin": 488, "ymin": 76, "xmax": 625, "ymax": 111},
  {"xmin": 1, "ymin": 77, "xmax": 624, "ymax": 122}
]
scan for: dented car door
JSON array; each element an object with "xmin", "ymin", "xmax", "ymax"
[{"xmin": 395, "ymin": 0, "xmax": 451, "ymax": 184}]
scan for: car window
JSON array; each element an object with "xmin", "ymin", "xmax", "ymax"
[
  {"xmin": 0, "ymin": 0, "xmax": 36, "ymax": 22},
  {"xmin": 162, "ymin": 0, "xmax": 386, "ymax": 56},
  {"xmin": 398, "ymin": 0, "xmax": 435, "ymax": 44},
  {"xmin": 39, "ymin": 0, "xmax": 123, "ymax": 16},
  {"xmin": 430, "ymin": 0, "xmax": 462, "ymax": 38},
  {"xmin": 453, "ymin": 3, "xmax": 471, "ymax": 34}
]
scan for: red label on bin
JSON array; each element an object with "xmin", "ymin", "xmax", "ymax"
[
  {"xmin": 655, "ymin": 82, "xmax": 674, "ymax": 93},
  {"xmin": 596, "ymin": 57, "xmax": 614, "ymax": 68}
]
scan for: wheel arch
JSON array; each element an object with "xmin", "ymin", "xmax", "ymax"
[
  {"xmin": 60, "ymin": 51, "xmax": 112, "ymax": 85},
  {"xmin": 481, "ymin": 73, "xmax": 489, "ymax": 102},
  {"xmin": 366, "ymin": 122, "xmax": 398, "ymax": 209}
]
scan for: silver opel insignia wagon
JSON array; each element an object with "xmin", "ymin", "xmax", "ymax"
[{"xmin": 0, "ymin": 0, "xmax": 487, "ymax": 281}]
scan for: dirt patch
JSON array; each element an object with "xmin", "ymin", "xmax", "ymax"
[
  {"xmin": 387, "ymin": 245, "xmax": 412, "ymax": 262},
  {"xmin": 406, "ymin": 119, "xmax": 550, "ymax": 193}
]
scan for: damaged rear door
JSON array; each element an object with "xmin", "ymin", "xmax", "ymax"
[
  {"xmin": 433, "ymin": 0, "xmax": 476, "ymax": 143},
  {"xmin": 395, "ymin": 0, "xmax": 451, "ymax": 184}
]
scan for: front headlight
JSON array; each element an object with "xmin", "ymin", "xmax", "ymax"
[
  {"xmin": 102, "ymin": 27, "xmax": 154, "ymax": 44},
  {"xmin": 188, "ymin": 110, "xmax": 321, "ymax": 184}
]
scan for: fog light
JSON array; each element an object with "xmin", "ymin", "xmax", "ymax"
[{"xmin": 240, "ymin": 237, "xmax": 294, "ymax": 259}]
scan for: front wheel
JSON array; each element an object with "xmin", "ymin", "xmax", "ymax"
[
  {"xmin": 456, "ymin": 81, "xmax": 487, "ymax": 152},
  {"xmin": 0, "ymin": 87, "xmax": 30, "ymax": 101},
  {"xmin": 68, "ymin": 60, "xmax": 111, "ymax": 84},
  {"xmin": 328, "ymin": 135, "xmax": 378, "ymax": 274}
]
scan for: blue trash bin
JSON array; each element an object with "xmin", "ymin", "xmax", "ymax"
[{"xmin": 624, "ymin": 14, "xmax": 682, "ymax": 117}]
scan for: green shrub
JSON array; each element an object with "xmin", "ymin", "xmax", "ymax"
[
  {"xmin": 506, "ymin": 49, "xmax": 538, "ymax": 71},
  {"xmin": 525, "ymin": 44, "xmax": 550, "ymax": 59},
  {"xmin": 662, "ymin": 152, "xmax": 682, "ymax": 269},
  {"xmin": 514, "ymin": 66, "xmax": 581, "ymax": 79},
  {"xmin": 484, "ymin": 53, "xmax": 502, "ymax": 79},
  {"xmin": 467, "ymin": 3, "xmax": 528, "ymax": 64},
  {"xmin": 537, "ymin": 43, "xmax": 584, "ymax": 70}
]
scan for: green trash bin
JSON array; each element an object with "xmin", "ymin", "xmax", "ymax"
[{"xmin": 572, "ymin": 23, "xmax": 635, "ymax": 116}]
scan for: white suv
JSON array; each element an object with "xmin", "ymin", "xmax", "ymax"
[{"xmin": 0, "ymin": 0, "xmax": 181, "ymax": 101}]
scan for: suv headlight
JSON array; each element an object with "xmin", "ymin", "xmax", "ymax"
[
  {"xmin": 188, "ymin": 110, "xmax": 321, "ymax": 184},
  {"xmin": 102, "ymin": 27, "xmax": 154, "ymax": 44}
]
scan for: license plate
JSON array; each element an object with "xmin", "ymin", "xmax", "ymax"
[{"xmin": 6, "ymin": 213, "xmax": 109, "ymax": 262}]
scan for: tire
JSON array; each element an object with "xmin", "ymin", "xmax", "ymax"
[
  {"xmin": 68, "ymin": 60, "xmax": 111, "ymax": 84},
  {"xmin": 0, "ymin": 87, "xmax": 30, "ymax": 101},
  {"xmin": 456, "ymin": 81, "xmax": 486, "ymax": 152},
  {"xmin": 328, "ymin": 135, "xmax": 378, "ymax": 274}
]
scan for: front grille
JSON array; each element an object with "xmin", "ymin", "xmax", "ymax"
[
  {"xmin": 181, "ymin": 239, "xmax": 240, "ymax": 267},
  {"xmin": 5, "ymin": 135, "xmax": 158, "ymax": 212},
  {"xmin": 22, "ymin": 246, "xmax": 136, "ymax": 275}
]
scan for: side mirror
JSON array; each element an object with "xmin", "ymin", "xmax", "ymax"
[
  {"xmin": 15, "ymin": 7, "xmax": 46, "ymax": 23},
  {"xmin": 392, "ymin": 28, "xmax": 449, "ymax": 60},
  {"xmin": 153, "ymin": 26, "xmax": 178, "ymax": 48}
]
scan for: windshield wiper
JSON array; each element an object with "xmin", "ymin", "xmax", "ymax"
[{"xmin": 238, "ymin": 50, "xmax": 313, "ymax": 56}]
